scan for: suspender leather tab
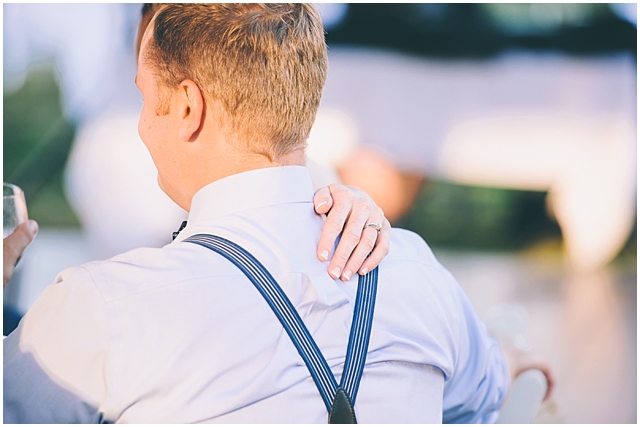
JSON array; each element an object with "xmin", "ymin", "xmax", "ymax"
[{"xmin": 329, "ymin": 387, "xmax": 357, "ymax": 424}]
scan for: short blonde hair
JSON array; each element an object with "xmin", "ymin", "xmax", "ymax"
[{"xmin": 143, "ymin": 3, "xmax": 328, "ymax": 161}]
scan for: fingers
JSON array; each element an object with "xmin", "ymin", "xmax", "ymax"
[
  {"xmin": 356, "ymin": 218, "xmax": 390, "ymax": 275},
  {"xmin": 325, "ymin": 195, "xmax": 372, "ymax": 280},
  {"xmin": 330, "ymin": 204, "xmax": 386, "ymax": 281},
  {"xmin": 315, "ymin": 183, "xmax": 391, "ymax": 281},
  {"xmin": 313, "ymin": 186, "xmax": 334, "ymax": 216},
  {"xmin": 3, "ymin": 220, "xmax": 38, "ymax": 288},
  {"xmin": 316, "ymin": 184, "xmax": 352, "ymax": 263}
]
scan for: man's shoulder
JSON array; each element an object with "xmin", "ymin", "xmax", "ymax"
[
  {"xmin": 380, "ymin": 227, "xmax": 459, "ymax": 308},
  {"xmin": 386, "ymin": 227, "xmax": 440, "ymax": 268},
  {"xmin": 370, "ymin": 228, "xmax": 468, "ymax": 380},
  {"xmin": 61, "ymin": 242, "xmax": 240, "ymax": 302}
]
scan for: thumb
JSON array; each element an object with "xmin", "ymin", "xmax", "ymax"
[
  {"xmin": 313, "ymin": 186, "xmax": 333, "ymax": 215},
  {"xmin": 4, "ymin": 220, "xmax": 38, "ymax": 289}
]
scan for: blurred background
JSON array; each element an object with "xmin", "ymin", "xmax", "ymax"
[{"xmin": 3, "ymin": 3, "xmax": 636, "ymax": 423}]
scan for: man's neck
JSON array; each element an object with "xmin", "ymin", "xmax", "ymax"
[
  {"xmin": 273, "ymin": 149, "xmax": 306, "ymax": 167},
  {"xmin": 218, "ymin": 148, "xmax": 305, "ymax": 176},
  {"xmin": 177, "ymin": 148, "xmax": 306, "ymax": 212}
]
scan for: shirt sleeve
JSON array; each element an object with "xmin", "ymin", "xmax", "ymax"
[
  {"xmin": 3, "ymin": 266, "xmax": 111, "ymax": 423},
  {"xmin": 440, "ymin": 269, "xmax": 511, "ymax": 423}
]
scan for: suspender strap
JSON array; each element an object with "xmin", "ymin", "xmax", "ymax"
[
  {"xmin": 341, "ymin": 265, "xmax": 378, "ymax": 402},
  {"xmin": 184, "ymin": 234, "xmax": 378, "ymax": 419}
]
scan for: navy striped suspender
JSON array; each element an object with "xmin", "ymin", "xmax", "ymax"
[{"xmin": 184, "ymin": 234, "xmax": 378, "ymax": 420}]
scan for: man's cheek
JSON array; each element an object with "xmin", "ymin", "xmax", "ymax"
[
  {"xmin": 138, "ymin": 116, "xmax": 153, "ymax": 148},
  {"xmin": 137, "ymin": 116, "xmax": 146, "ymax": 141}
]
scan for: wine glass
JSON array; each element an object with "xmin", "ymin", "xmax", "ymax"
[{"xmin": 3, "ymin": 183, "xmax": 28, "ymax": 239}]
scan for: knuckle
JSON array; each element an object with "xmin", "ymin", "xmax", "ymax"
[
  {"xmin": 343, "ymin": 255, "xmax": 361, "ymax": 268},
  {"xmin": 326, "ymin": 221, "xmax": 343, "ymax": 234},
  {"xmin": 336, "ymin": 251, "xmax": 350, "ymax": 265},
  {"xmin": 320, "ymin": 228, "xmax": 340, "ymax": 242},
  {"xmin": 337, "ymin": 186, "xmax": 353, "ymax": 198},
  {"xmin": 317, "ymin": 238, "xmax": 332, "ymax": 251},
  {"xmin": 355, "ymin": 198, "xmax": 370, "ymax": 211},
  {"xmin": 365, "ymin": 257, "xmax": 379, "ymax": 269},
  {"xmin": 364, "ymin": 233, "xmax": 377, "ymax": 248},
  {"xmin": 375, "ymin": 249, "xmax": 387, "ymax": 261},
  {"xmin": 324, "ymin": 212, "xmax": 343, "ymax": 226},
  {"xmin": 331, "ymin": 183, "xmax": 347, "ymax": 193},
  {"xmin": 319, "ymin": 236, "xmax": 338, "ymax": 251},
  {"xmin": 351, "ymin": 189, "xmax": 365, "ymax": 201},
  {"xmin": 326, "ymin": 201, "xmax": 347, "ymax": 217},
  {"xmin": 346, "ymin": 228, "xmax": 361, "ymax": 241}
]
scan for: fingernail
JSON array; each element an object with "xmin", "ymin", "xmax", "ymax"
[
  {"xmin": 27, "ymin": 220, "xmax": 39, "ymax": 234},
  {"xmin": 320, "ymin": 250, "xmax": 329, "ymax": 261},
  {"xmin": 315, "ymin": 200, "xmax": 327, "ymax": 210},
  {"xmin": 342, "ymin": 270, "xmax": 352, "ymax": 281},
  {"xmin": 360, "ymin": 267, "xmax": 368, "ymax": 275},
  {"xmin": 331, "ymin": 267, "xmax": 341, "ymax": 279}
]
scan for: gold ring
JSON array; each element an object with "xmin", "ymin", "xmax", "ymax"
[{"xmin": 364, "ymin": 222, "xmax": 382, "ymax": 232}]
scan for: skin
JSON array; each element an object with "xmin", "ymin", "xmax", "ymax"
[
  {"xmin": 136, "ymin": 17, "xmax": 390, "ymax": 280},
  {"xmin": 313, "ymin": 185, "xmax": 390, "ymax": 279},
  {"xmin": 3, "ymin": 221, "xmax": 38, "ymax": 288}
]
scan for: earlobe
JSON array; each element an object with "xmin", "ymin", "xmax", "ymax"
[{"xmin": 179, "ymin": 79, "xmax": 204, "ymax": 142}]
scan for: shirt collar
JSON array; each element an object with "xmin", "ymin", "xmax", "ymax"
[{"xmin": 186, "ymin": 165, "xmax": 315, "ymax": 227}]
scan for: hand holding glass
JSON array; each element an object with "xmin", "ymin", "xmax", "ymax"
[{"xmin": 3, "ymin": 183, "xmax": 28, "ymax": 239}]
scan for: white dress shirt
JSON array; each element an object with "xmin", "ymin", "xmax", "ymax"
[{"xmin": 4, "ymin": 166, "xmax": 509, "ymax": 423}]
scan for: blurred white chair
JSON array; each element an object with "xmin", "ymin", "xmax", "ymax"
[
  {"xmin": 497, "ymin": 368, "xmax": 549, "ymax": 423},
  {"xmin": 484, "ymin": 304, "xmax": 550, "ymax": 423}
]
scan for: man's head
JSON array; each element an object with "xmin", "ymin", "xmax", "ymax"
[{"xmin": 138, "ymin": 3, "xmax": 328, "ymax": 161}]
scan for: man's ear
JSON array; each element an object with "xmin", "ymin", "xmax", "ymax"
[{"xmin": 178, "ymin": 79, "xmax": 204, "ymax": 142}]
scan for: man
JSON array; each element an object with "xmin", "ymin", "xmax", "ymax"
[
  {"xmin": 2, "ymin": 2, "xmax": 391, "ymax": 420},
  {"xmin": 4, "ymin": 4, "xmax": 509, "ymax": 423}
]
